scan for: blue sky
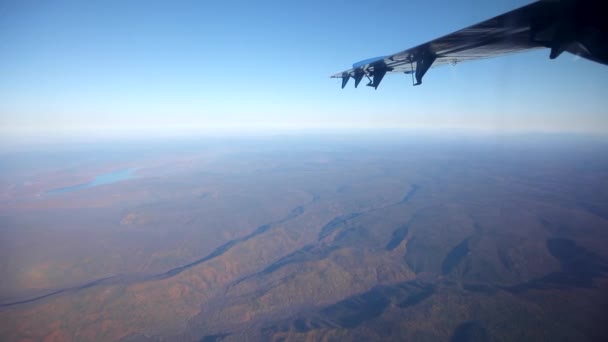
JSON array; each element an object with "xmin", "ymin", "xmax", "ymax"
[{"xmin": 1, "ymin": 0, "xmax": 607, "ymax": 140}]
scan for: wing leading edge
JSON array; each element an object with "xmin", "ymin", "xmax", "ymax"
[{"xmin": 332, "ymin": 0, "xmax": 608, "ymax": 89}]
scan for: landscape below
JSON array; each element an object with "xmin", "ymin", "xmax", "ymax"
[{"xmin": 0, "ymin": 134, "xmax": 607, "ymax": 341}]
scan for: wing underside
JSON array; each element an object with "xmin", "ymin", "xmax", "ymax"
[{"xmin": 333, "ymin": 0, "xmax": 608, "ymax": 89}]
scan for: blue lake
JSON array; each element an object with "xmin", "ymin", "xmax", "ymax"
[{"xmin": 47, "ymin": 168, "xmax": 137, "ymax": 195}]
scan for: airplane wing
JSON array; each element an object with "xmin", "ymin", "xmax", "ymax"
[{"xmin": 332, "ymin": 0, "xmax": 607, "ymax": 89}]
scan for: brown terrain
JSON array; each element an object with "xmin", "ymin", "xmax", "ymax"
[{"xmin": 0, "ymin": 135, "xmax": 607, "ymax": 341}]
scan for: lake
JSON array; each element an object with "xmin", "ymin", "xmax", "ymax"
[{"xmin": 47, "ymin": 168, "xmax": 136, "ymax": 195}]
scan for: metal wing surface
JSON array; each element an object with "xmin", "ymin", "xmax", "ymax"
[{"xmin": 333, "ymin": 0, "xmax": 607, "ymax": 89}]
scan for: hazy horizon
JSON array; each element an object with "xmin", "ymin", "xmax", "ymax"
[{"xmin": 3, "ymin": 125, "xmax": 608, "ymax": 149}]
